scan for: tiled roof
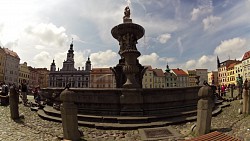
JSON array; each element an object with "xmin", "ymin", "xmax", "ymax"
[
  {"xmin": 186, "ymin": 131, "xmax": 241, "ymax": 141},
  {"xmin": 172, "ymin": 68, "xmax": 188, "ymax": 76},
  {"xmin": 242, "ymin": 50, "xmax": 250, "ymax": 61},
  {"xmin": 196, "ymin": 69, "xmax": 208, "ymax": 71},
  {"xmin": 145, "ymin": 65, "xmax": 153, "ymax": 71},
  {"xmin": 3, "ymin": 48, "xmax": 20, "ymax": 59},
  {"xmin": 152, "ymin": 69, "xmax": 165, "ymax": 77},
  {"xmin": 227, "ymin": 63, "xmax": 235, "ymax": 69}
]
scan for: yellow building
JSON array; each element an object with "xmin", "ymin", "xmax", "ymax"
[
  {"xmin": 218, "ymin": 59, "xmax": 241, "ymax": 86},
  {"xmin": 227, "ymin": 63, "xmax": 236, "ymax": 85},
  {"xmin": 0, "ymin": 47, "xmax": 6, "ymax": 82},
  {"xmin": 18, "ymin": 62, "xmax": 30, "ymax": 86},
  {"xmin": 207, "ymin": 71, "xmax": 218, "ymax": 86},
  {"xmin": 142, "ymin": 66, "xmax": 154, "ymax": 88}
]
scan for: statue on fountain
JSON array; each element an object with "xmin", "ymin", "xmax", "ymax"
[
  {"xmin": 123, "ymin": 6, "xmax": 130, "ymax": 19},
  {"xmin": 123, "ymin": 6, "xmax": 132, "ymax": 23}
]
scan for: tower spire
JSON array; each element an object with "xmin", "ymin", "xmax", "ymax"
[{"xmin": 217, "ymin": 55, "xmax": 220, "ymax": 69}]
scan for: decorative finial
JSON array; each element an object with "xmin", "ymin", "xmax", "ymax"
[{"xmin": 72, "ymin": 38, "xmax": 74, "ymax": 44}]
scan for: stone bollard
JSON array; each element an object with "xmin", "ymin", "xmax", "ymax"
[
  {"xmin": 230, "ymin": 85, "xmax": 234, "ymax": 98},
  {"xmin": 9, "ymin": 85, "xmax": 20, "ymax": 120},
  {"xmin": 196, "ymin": 85, "xmax": 213, "ymax": 136},
  {"xmin": 243, "ymin": 79, "xmax": 249, "ymax": 114},
  {"xmin": 60, "ymin": 89, "xmax": 80, "ymax": 141},
  {"xmin": 247, "ymin": 81, "xmax": 250, "ymax": 114}
]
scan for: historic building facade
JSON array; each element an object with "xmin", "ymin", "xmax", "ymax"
[
  {"xmin": 242, "ymin": 50, "xmax": 250, "ymax": 81},
  {"xmin": 18, "ymin": 62, "xmax": 30, "ymax": 86},
  {"xmin": 142, "ymin": 66, "xmax": 154, "ymax": 88},
  {"xmin": 172, "ymin": 68, "xmax": 189, "ymax": 87},
  {"xmin": 3, "ymin": 48, "xmax": 20, "ymax": 85},
  {"xmin": 187, "ymin": 70, "xmax": 197, "ymax": 87},
  {"xmin": 153, "ymin": 68, "xmax": 165, "ymax": 88},
  {"xmin": 49, "ymin": 43, "xmax": 91, "ymax": 88},
  {"xmin": 90, "ymin": 68, "xmax": 115, "ymax": 88},
  {"xmin": 196, "ymin": 69, "xmax": 208, "ymax": 85},
  {"xmin": 207, "ymin": 71, "xmax": 218, "ymax": 86},
  {"xmin": 164, "ymin": 65, "xmax": 177, "ymax": 88},
  {"xmin": 0, "ymin": 47, "xmax": 6, "ymax": 82},
  {"xmin": 217, "ymin": 59, "xmax": 241, "ymax": 86}
]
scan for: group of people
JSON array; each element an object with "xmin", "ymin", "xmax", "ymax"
[
  {"xmin": 20, "ymin": 81, "xmax": 42, "ymax": 106},
  {"xmin": 0, "ymin": 82, "xmax": 9, "ymax": 96},
  {"xmin": 0, "ymin": 81, "xmax": 41, "ymax": 106}
]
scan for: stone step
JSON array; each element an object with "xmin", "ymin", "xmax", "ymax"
[
  {"xmin": 41, "ymin": 105, "xmax": 198, "ymax": 124},
  {"xmin": 37, "ymin": 103, "xmax": 228, "ymax": 129},
  {"xmin": 37, "ymin": 109, "xmax": 197, "ymax": 130}
]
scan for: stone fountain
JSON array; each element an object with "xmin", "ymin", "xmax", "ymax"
[
  {"xmin": 38, "ymin": 6, "xmax": 209, "ymax": 129},
  {"xmin": 111, "ymin": 6, "xmax": 146, "ymax": 88}
]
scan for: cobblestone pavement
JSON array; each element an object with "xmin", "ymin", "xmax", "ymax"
[
  {"xmin": 1, "ymin": 98, "xmax": 250, "ymax": 141},
  {"xmin": 171, "ymin": 99, "xmax": 250, "ymax": 141}
]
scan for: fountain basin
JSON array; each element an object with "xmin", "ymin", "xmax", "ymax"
[{"xmin": 111, "ymin": 23, "xmax": 145, "ymax": 40}]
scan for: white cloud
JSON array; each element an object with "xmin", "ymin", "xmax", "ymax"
[
  {"xmin": 198, "ymin": 55, "xmax": 210, "ymax": 66},
  {"xmin": 184, "ymin": 55, "xmax": 216, "ymax": 71},
  {"xmin": 0, "ymin": 23, "xmax": 4, "ymax": 34},
  {"xmin": 159, "ymin": 57, "xmax": 175, "ymax": 63},
  {"xmin": 185, "ymin": 60, "xmax": 196, "ymax": 69},
  {"xmin": 191, "ymin": 0, "xmax": 213, "ymax": 21},
  {"xmin": 139, "ymin": 53, "xmax": 159, "ymax": 65},
  {"xmin": 203, "ymin": 15, "xmax": 222, "ymax": 31},
  {"xmin": 35, "ymin": 45, "xmax": 45, "ymax": 50},
  {"xmin": 139, "ymin": 52, "xmax": 175, "ymax": 68},
  {"xmin": 157, "ymin": 33, "xmax": 171, "ymax": 44},
  {"xmin": 214, "ymin": 37, "xmax": 247, "ymax": 60},
  {"xmin": 90, "ymin": 50, "xmax": 118, "ymax": 68},
  {"xmin": 24, "ymin": 23, "xmax": 68, "ymax": 47},
  {"xmin": 54, "ymin": 52, "xmax": 67, "ymax": 70},
  {"xmin": 33, "ymin": 51, "xmax": 52, "ymax": 68},
  {"xmin": 191, "ymin": 7, "xmax": 212, "ymax": 21}
]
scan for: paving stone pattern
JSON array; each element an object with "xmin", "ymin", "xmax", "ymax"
[
  {"xmin": 1, "ymin": 96, "xmax": 250, "ymax": 141},
  {"xmin": 171, "ymin": 100, "xmax": 250, "ymax": 140}
]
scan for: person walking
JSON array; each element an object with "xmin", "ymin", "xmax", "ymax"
[
  {"xmin": 21, "ymin": 81, "xmax": 28, "ymax": 106},
  {"xmin": 221, "ymin": 84, "xmax": 226, "ymax": 97}
]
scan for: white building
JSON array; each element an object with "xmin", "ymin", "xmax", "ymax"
[
  {"xmin": 49, "ymin": 42, "xmax": 91, "ymax": 88},
  {"xmin": 3, "ymin": 48, "xmax": 20, "ymax": 85},
  {"xmin": 242, "ymin": 51, "xmax": 250, "ymax": 80}
]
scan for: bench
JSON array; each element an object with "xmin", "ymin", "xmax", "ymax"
[{"xmin": 0, "ymin": 95, "xmax": 9, "ymax": 106}]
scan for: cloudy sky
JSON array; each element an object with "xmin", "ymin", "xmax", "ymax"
[{"xmin": 0, "ymin": 0, "xmax": 250, "ymax": 71}]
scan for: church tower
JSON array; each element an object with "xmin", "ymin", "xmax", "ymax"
[
  {"xmin": 50, "ymin": 59, "xmax": 56, "ymax": 71},
  {"xmin": 85, "ymin": 57, "xmax": 91, "ymax": 71},
  {"xmin": 61, "ymin": 40, "xmax": 76, "ymax": 71},
  {"xmin": 217, "ymin": 56, "xmax": 220, "ymax": 69},
  {"xmin": 165, "ymin": 64, "xmax": 171, "ymax": 73},
  {"xmin": 67, "ymin": 42, "xmax": 74, "ymax": 62}
]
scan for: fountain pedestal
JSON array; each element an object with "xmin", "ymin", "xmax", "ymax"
[{"xmin": 111, "ymin": 6, "xmax": 146, "ymax": 89}]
